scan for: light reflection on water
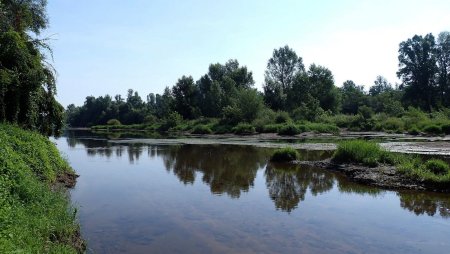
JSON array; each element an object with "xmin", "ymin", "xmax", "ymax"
[{"xmin": 55, "ymin": 132, "xmax": 450, "ymax": 254}]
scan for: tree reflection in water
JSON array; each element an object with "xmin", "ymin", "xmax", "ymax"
[
  {"xmin": 398, "ymin": 191, "xmax": 450, "ymax": 218},
  {"xmin": 158, "ymin": 145, "xmax": 271, "ymax": 198},
  {"xmin": 265, "ymin": 164, "xmax": 334, "ymax": 212}
]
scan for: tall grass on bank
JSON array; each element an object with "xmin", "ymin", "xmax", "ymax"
[
  {"xmin": 270, "ymin": 147, "xmax": 299, "ymax": 162},
  {"xmin": 332, "ymin": 140, "xmax": 450, "ymax": 186},
  {"xmin": 0, "ymin": 124, "xmax": 82, "ymax": 253}
]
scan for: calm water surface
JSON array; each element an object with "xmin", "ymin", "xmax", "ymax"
[{"xmin": 55, "ymin": 131, "xmax": 450, "ymax": 254}]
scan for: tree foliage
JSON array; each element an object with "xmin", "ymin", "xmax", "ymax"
[
  {"xmin": 397, "ymin": 34, "xmax": 438, "ymax": 111},
  {"xmin": 263, "ymin": 45, "xmax": 304, "ymax": 110},
  {"xmin": 0, "ymin": 0, "xmax": 64, "ymax": 135}
]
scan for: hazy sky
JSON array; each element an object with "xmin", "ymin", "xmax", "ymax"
[{"xmin": 45, "ymin": 0, "xmax": 450, "ymax": 107}]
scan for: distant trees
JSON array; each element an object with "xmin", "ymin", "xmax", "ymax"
[
  {"xmin": 397, "ymin": 34, "xmax": 438, "ymax": 111},
  {"xmin": 397, "ymin": 32, "xmax": 450, "ymax": 110},
  {"xmin": 0, "ymin": 0, "xmax": 64, "ymax": 135},
  {"xmin": 263, "ymin": 46, "xmax": 340, "ymax": 116},
  {"xmin": 66, "ymin": 32, "xmax": 450, "ymax": 129},
  {"xmin": 340, "ymin": 80, "xmax": 366, "ymax": 115},
  {"xmin": 67, "ymin": 59, "xmax": 260, "ymax": 127},
  {"xmin": 436, "ymin": 32, "xmax": 450, "ymax": 106}
]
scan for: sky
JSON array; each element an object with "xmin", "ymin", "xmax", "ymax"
[{"xmin": 44, "ymin": 0, "xmax": 450, "ymax": 107}]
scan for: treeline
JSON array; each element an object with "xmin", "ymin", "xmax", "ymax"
[
  {"xmin": 0, "ymin": 0, "xmax": 64, "ymax": 136},
  {"xmin": 66, "ymin": 32, "xmax": 450, "ymax": 133}
]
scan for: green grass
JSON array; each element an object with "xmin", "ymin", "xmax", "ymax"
[
  {"xmin": 0, "ymin": 124, "xmax": 82, "ymax": 253},
  {"xmin": 270, "ymin": 147, "xmax": 299, "ymax": 162},
  {"xmin": 332, "ymin": 140, "xmax": 450, "ymax": 187},
  {"xmin": 332, "ymin": 140, "xmax": 391, "ymax": 167}
]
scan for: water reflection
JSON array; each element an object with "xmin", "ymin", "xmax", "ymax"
[
  {"xmin": 398, "ymin": 191, "xmax": 450, "ymax": 218},
  {"xmin": 64, "ymin": 135, "xmax": 450, "ymax": 218},
  {"xmin": 159, "ymin": 145, "xmax": 270, "ymax": 198}
]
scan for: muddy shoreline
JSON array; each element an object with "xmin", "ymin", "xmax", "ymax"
[
  {"xmin": 54, "ymin": 171, "xmax": 86, "ymax": 253},
  {"xmin": 296, "ymin": 159, "xmax": 449, "ymax": 193}
]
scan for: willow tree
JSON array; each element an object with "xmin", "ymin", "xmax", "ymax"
[{"xmin": 0, "ymin": 0, "xmax": 64, "ymax": 135}]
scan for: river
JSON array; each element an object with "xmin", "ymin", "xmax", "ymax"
[{"xmin": 54, "ymin": 130, "xmax": 450, "ymax": 253}]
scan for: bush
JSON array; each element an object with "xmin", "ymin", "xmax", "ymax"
[
  {"xmin": 425, "ymin": 159, "xmax": 450, "ymax": 175},
  {"xmin": 306, "ymin": 123, "xmax": 339, "ymax": 134},
  {"xmin": 383, "ymin": 117, "xmax": 404, "ymax": 132},
  {"xmin": 213, "ymin": 124, "xmax": 232, "ymax": 134},
  {"xmin": 270, "ymin": 147, "xmax": 299, "ymax": 162},
  {"xmin": 159, "ymin": 112, "xmax": 182, "ymax": 131},
  {"xmin": 191, "ymin": 125, "xmax": 213, "ymax": 134},
  {"xmin": 107, "ymin": 119, "xmax": 121, "ymax": 126},
  {"xmin": 232, "ymin": 123, "xmax": 256, "ymax": 135},
  {"xmin": 422, "ymin": 124, "xmax": 442, "ymax": 135},
  {"xmin": 275, "ymin": 111, "xmax": 291, "ymax": 124},
  {"xmin": 320, "ymin": 114, "xmax": 358, "ymax": 128},
  {"xmin": 441, "ymin": 123, "xmax": 450, "ymax": 135},
  {"xmin": 278, "ymin": 124, "xmax": 301, "ymax": 136},
  {"xmin": 261, "ymin": 124, "xmax": 281, "ymax": 133},
  {"xmin": 143, "ymin": 115, "xmax": 158, "ymax": 124},
  {"xmin": 408, "ymin": 126, "xmax": 420, "ymax": 135}
]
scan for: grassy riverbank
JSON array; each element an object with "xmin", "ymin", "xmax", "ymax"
[
  {"xmin": 332, "ymin": 140, "xmax": 450, "ymax": 186},
  {"xmin": 0, "ymin": 124, "xmax": 83, "ymax": 253}
]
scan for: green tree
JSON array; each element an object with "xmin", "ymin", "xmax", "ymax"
[
  {"xmin": 222, "ymin": 88, "xmax": 264, "ymax": 124},
  {"xmin": 307, "ymin": 64, "xmax": 340, "ymax": 113},
  {"xmin": 155, "ymin": 87, "xmax": 174, "ymax": 118},
  {"xmin": 340, "ymin": 80, "xmax": 366, "ymax": 114},
  {"xmin": 436, "ymin": 32, "xmax": 450, "ymax": 107},
  {"xmin": 0, "ymin": 0, "xmax": 64, "ymax": 135},
  {"xmin": 397, "ymin": 33, "xmax": 438, "ymax": 111},
  {"xmin": 369, "ymin": 76, "xmax": 393, "ymax": 96},
  {"xmin": 263, "ymin": 45, "xmax": 304, "ymax": 110},
  {"xmin": 172, "ymin": 76, "xmax": 199, "ymax": 119}
]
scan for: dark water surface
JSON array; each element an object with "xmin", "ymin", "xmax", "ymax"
[{"xmin": 55, "ymin": 131, "xmax": 450, "ymax": 254}]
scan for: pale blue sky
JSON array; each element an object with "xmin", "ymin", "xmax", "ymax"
[{"xmin": 44, "ymin": 0, "xmax": 450, "ymax": 107}]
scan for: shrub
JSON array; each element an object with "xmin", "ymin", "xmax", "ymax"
[
  {"xmin": 278, "ymin": 124, "xmax": 301, "ymax": 136},
  {"xmin": 270, "ymin": 147, "xmax": 299, "ymax": 162},
  {"xmin": 320, "ymin": 114, "xmax": 358, "ymax": 128},
  {"xmin": 262, "ymin": 124, "xmax": 281, "ymax": 133},
  {"xmin": 213, "ymin": 124, "xmax": 232, "ymax": 134},
  {"xmin": 306, "ymin": 123, "xmax": 339, "ymax": 134},
  {"xmin": 159, "ymin": 112, "xmax": 182, "ymax": 131},
  {"xmin": 408, "ymin": 126, "xmax": 420, "ymax": 135},
  {"xmin": 143, "ymin": 115, "xmax": 158, "ymax": 124},
  {"xmin": 107, "ymin": 119, "xmax": 121, "ymax": 126},
  {"xmin": 422, "ymin": 124, "xmax": 442, "ymax": 135},
  {"xmin": 440, "ymin": 123, "xmax": 450, "ymax": 135},
  {"xmin": 232, "ymin": 123, "xmax": 256, "ymax": 135},
  {"xmin": 275, "ymin": 111, "xmax": 291, "ymax": 124},
  {"xmin": 425, "ymin": 159, "xmax": 450, "ymax": 175},
  {"xmin": 191, "ymin": 124, "xmax": 213, "ymax": 134},
  {"xmin": 383, "ymin": 117, "xmax": 404, "ymax": 132}
]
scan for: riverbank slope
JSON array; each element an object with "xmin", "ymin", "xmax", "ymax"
[{"xmin": 0, "ymin": 124, "xmax": 84, "ymax": 253}]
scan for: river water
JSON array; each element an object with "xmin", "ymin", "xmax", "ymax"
[{"xmin": 55, "ymin": 131, "xmax": 450, "ymax": 254}]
